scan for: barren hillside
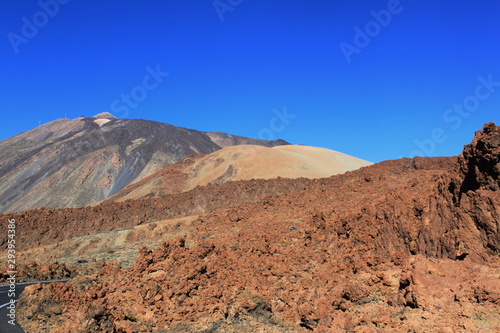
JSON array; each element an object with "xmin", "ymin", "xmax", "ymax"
[
  {"xmin": 11, "ymin": 123, "xmax": 500, "ymax": 332},
  {"xmin": 0, "ymin": 113, "xmax": 286, "ymax": 213},
  {"xmin": 101, "ymin": 144, "xmax": 373, "ymax": 203}
]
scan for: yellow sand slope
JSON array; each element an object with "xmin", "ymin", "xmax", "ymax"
[{"xmin": 103, "ymin": 144, "xmax": 373, "ymax": 202}]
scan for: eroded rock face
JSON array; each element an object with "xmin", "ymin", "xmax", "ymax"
[
  {"xmin": 459, "ymin": 122, "xmax": 500, "ymax": 192},
  {"xmin": 448, "ymin": 122, "xmax": 500, "ymax": 255},
  {"xmin": 15, "ymin": 124, "xmax": 500, "ymax": 332}
]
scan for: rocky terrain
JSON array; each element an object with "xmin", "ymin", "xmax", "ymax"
[
  {"xmin": 0, "ymin": 177, "xmax": 325, "ymax": 253},
  {"xmin": 0, "ymin": 112, "xmax": 287, "ymax": 213},
  {"xmin": 2, "ymin": 123, "xmax": 497, "ymax": 332}
]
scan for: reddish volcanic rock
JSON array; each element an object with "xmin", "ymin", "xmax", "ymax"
[
  {"xmin": 0, "ymin": 261, "xmax": 74, "ymax": 284},
  {"xmin": 458, "ymin": 122, "xmax": 500, "ymax": 192},
  {"xmin": 448, "ymin": 122, "xmax": 500, "ymax": 256},
  {"xmin": 14, "ymin": 124, "xmax": 500, "ymax": 332},
  {"xmin": 0, "ymin": 177, "xmax": 325, "ymax": 252}
]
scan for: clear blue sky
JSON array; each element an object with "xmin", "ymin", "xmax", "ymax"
[{"xmin": 1, "ymin": 0, "xmax": 499, "ymax": 162}]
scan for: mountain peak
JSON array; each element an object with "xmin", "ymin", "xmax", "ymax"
[
  {"xmin": 0, "ymin": 116, "xmax": 290, "ymax": 213},
  {"xmin": 93, "ymin": 112, "xmax": 117, "ymax": 119}
]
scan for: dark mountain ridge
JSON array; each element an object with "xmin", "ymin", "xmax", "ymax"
[{"xmin": 0, "ymin": 114, "xmax": 287, "ymax": 213}]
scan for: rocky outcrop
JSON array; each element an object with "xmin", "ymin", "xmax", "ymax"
[
  {"xmin": 446, "ymin": 122, "xmax": 500, "ymax": 258},
  {"xmin": 13, "ymin": 124, "xmax": 500, "ymax": 332},
  {"xmin": 458, "ymin": 122, "xmax": 500, "ymax": 192}
]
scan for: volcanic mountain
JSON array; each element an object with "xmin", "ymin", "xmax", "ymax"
[
  {"xmin": 2, "ymin": 123, "xmax": 499, "ymax": 332},
  {"xmin": 101, "ymin": 144, "xmax": 373, "ymax": 203},
  {"xmin": 0, "ymin": 113, "xmax": 288, "ymax": 213}
]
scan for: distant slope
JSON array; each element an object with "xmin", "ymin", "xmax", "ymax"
[
  {"xmin": 101, "ymin": 144, "xmax": 373, "ymax": 203},
  {"xmin": 0, "ymin": 114, "xmax": 286, "ymax": 213}
]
